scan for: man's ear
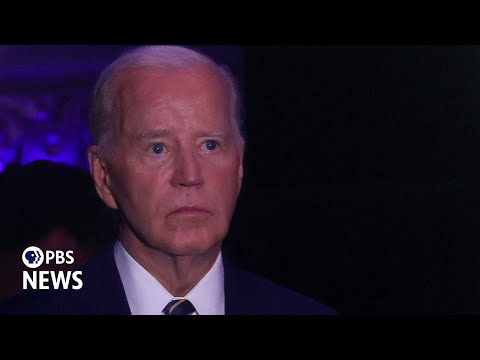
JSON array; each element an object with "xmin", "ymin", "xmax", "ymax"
[
  {"xmin": 88, "ymin": 145, "xmax": 119, "ymax": 210},
  {"xmin": 237, "ymin": 141, "xmax": 244, "ymax": 192}
]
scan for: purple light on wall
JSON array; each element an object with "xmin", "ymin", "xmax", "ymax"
[
  {"xmin": 21, "ymin": 142, "xmax": 82, "ymax": 167},
  {"xmin": 45, "ymin": 133, "xmax": 59, "ymax": 146},
  {"xmin": 0, "ymin": 146, "xmax": 16, "ymax": 172},
  {"xmin": 36, "ymin": 111, "xmax": 47, "ymax": 121}
]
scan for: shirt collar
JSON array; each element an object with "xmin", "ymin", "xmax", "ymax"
[{"xmin": 114, "ymin": 240, "xmax": 224, "ymax": 315}]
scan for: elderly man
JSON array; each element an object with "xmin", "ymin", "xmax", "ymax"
[{"xmin": 1, "ymin": 45, "xmax": 336, "ymax": 315}]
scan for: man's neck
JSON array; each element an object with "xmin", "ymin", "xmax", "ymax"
[{"xmin": 119, "ymin": 236, "xmax": 221, "ymax": 297}]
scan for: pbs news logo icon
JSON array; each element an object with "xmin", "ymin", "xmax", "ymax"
[
  {"xmin": 22, "ymin": 246, "xmax": 83, "ymax": 290},
  {"xmin": 22, "ymin": 246, "xmax": 45, "ymax": 268}
]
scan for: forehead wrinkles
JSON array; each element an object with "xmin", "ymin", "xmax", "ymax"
[{"xmin": 110, "ymin": 67, "xmax": 232, "ymax": 136}]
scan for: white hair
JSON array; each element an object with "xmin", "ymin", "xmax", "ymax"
[{"xmin": 89, "ymin": 45, "xmax": 244, "ymax": 158}]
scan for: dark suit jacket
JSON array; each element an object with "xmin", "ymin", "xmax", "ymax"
[{"xmin": 0, "ymin": 244, "xmax": 336, "ymax": 315}]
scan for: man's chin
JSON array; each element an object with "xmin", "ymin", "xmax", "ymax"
[{"xmin": 160, "ymin": 234, "xmax": 222, "ymax": 257}]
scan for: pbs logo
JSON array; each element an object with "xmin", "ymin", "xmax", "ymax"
[{"xmin": 22, "ymin": 246, "xmax": 44, "ymax": 269}]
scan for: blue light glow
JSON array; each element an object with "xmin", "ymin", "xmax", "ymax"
[{"xmin": 36, "ymin": 111, "xmax": 48, "ymax": 121}]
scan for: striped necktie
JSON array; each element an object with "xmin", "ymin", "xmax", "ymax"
[{"xmin": 163, "ymin": 299, "xmax": 197, "ymax": 315}]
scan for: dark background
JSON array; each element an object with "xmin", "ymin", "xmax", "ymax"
[
  {"xmin": 226, "ymin": 46, "xmax": 480, "ymax": 314},
  {"xmin": 2, "ymin": 45, "xmax": 480, "ymax": 314}
]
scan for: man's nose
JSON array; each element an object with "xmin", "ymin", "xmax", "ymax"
[{"xmin": 170, "ymin": 148, "xmax": 203, "ymax": 187}]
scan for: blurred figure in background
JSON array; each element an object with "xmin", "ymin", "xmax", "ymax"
[{"xmin": 0, "ymin": 160, "xmax": 118, "ymax": 303}]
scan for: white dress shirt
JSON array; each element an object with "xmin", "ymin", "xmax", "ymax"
[{"xmin": 114, "ymin": 240, "xmax": 225, "ymax": 315}]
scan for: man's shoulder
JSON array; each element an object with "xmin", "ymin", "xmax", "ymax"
[
  {"xmin": 0, "ymin": 288, "xmax": 78, "ymax": 315},
  {"xmin": 223, "ymin": 256, "xmax": 338, "ymax": 315},
  {"xmin": 242, "ymin": 270, "xmax": 338, "ymax": 315}
]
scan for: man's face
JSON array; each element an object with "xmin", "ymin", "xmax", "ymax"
[{"xmin": 93, "ymin": 66, "xmax": 243, "ymax": 256}]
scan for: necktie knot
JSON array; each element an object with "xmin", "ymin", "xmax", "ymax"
[{"xmin": 163, "ymin": 299, "xmax": 197, "ymax": 315}]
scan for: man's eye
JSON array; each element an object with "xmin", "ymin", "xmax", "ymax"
[
  {"xmin": 151, "ymin": 143, "xmax": 165, "ymax": 154},
  {"xmin": 204, "ymin": 140, "xmax": 218, "ymax": 151}
]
